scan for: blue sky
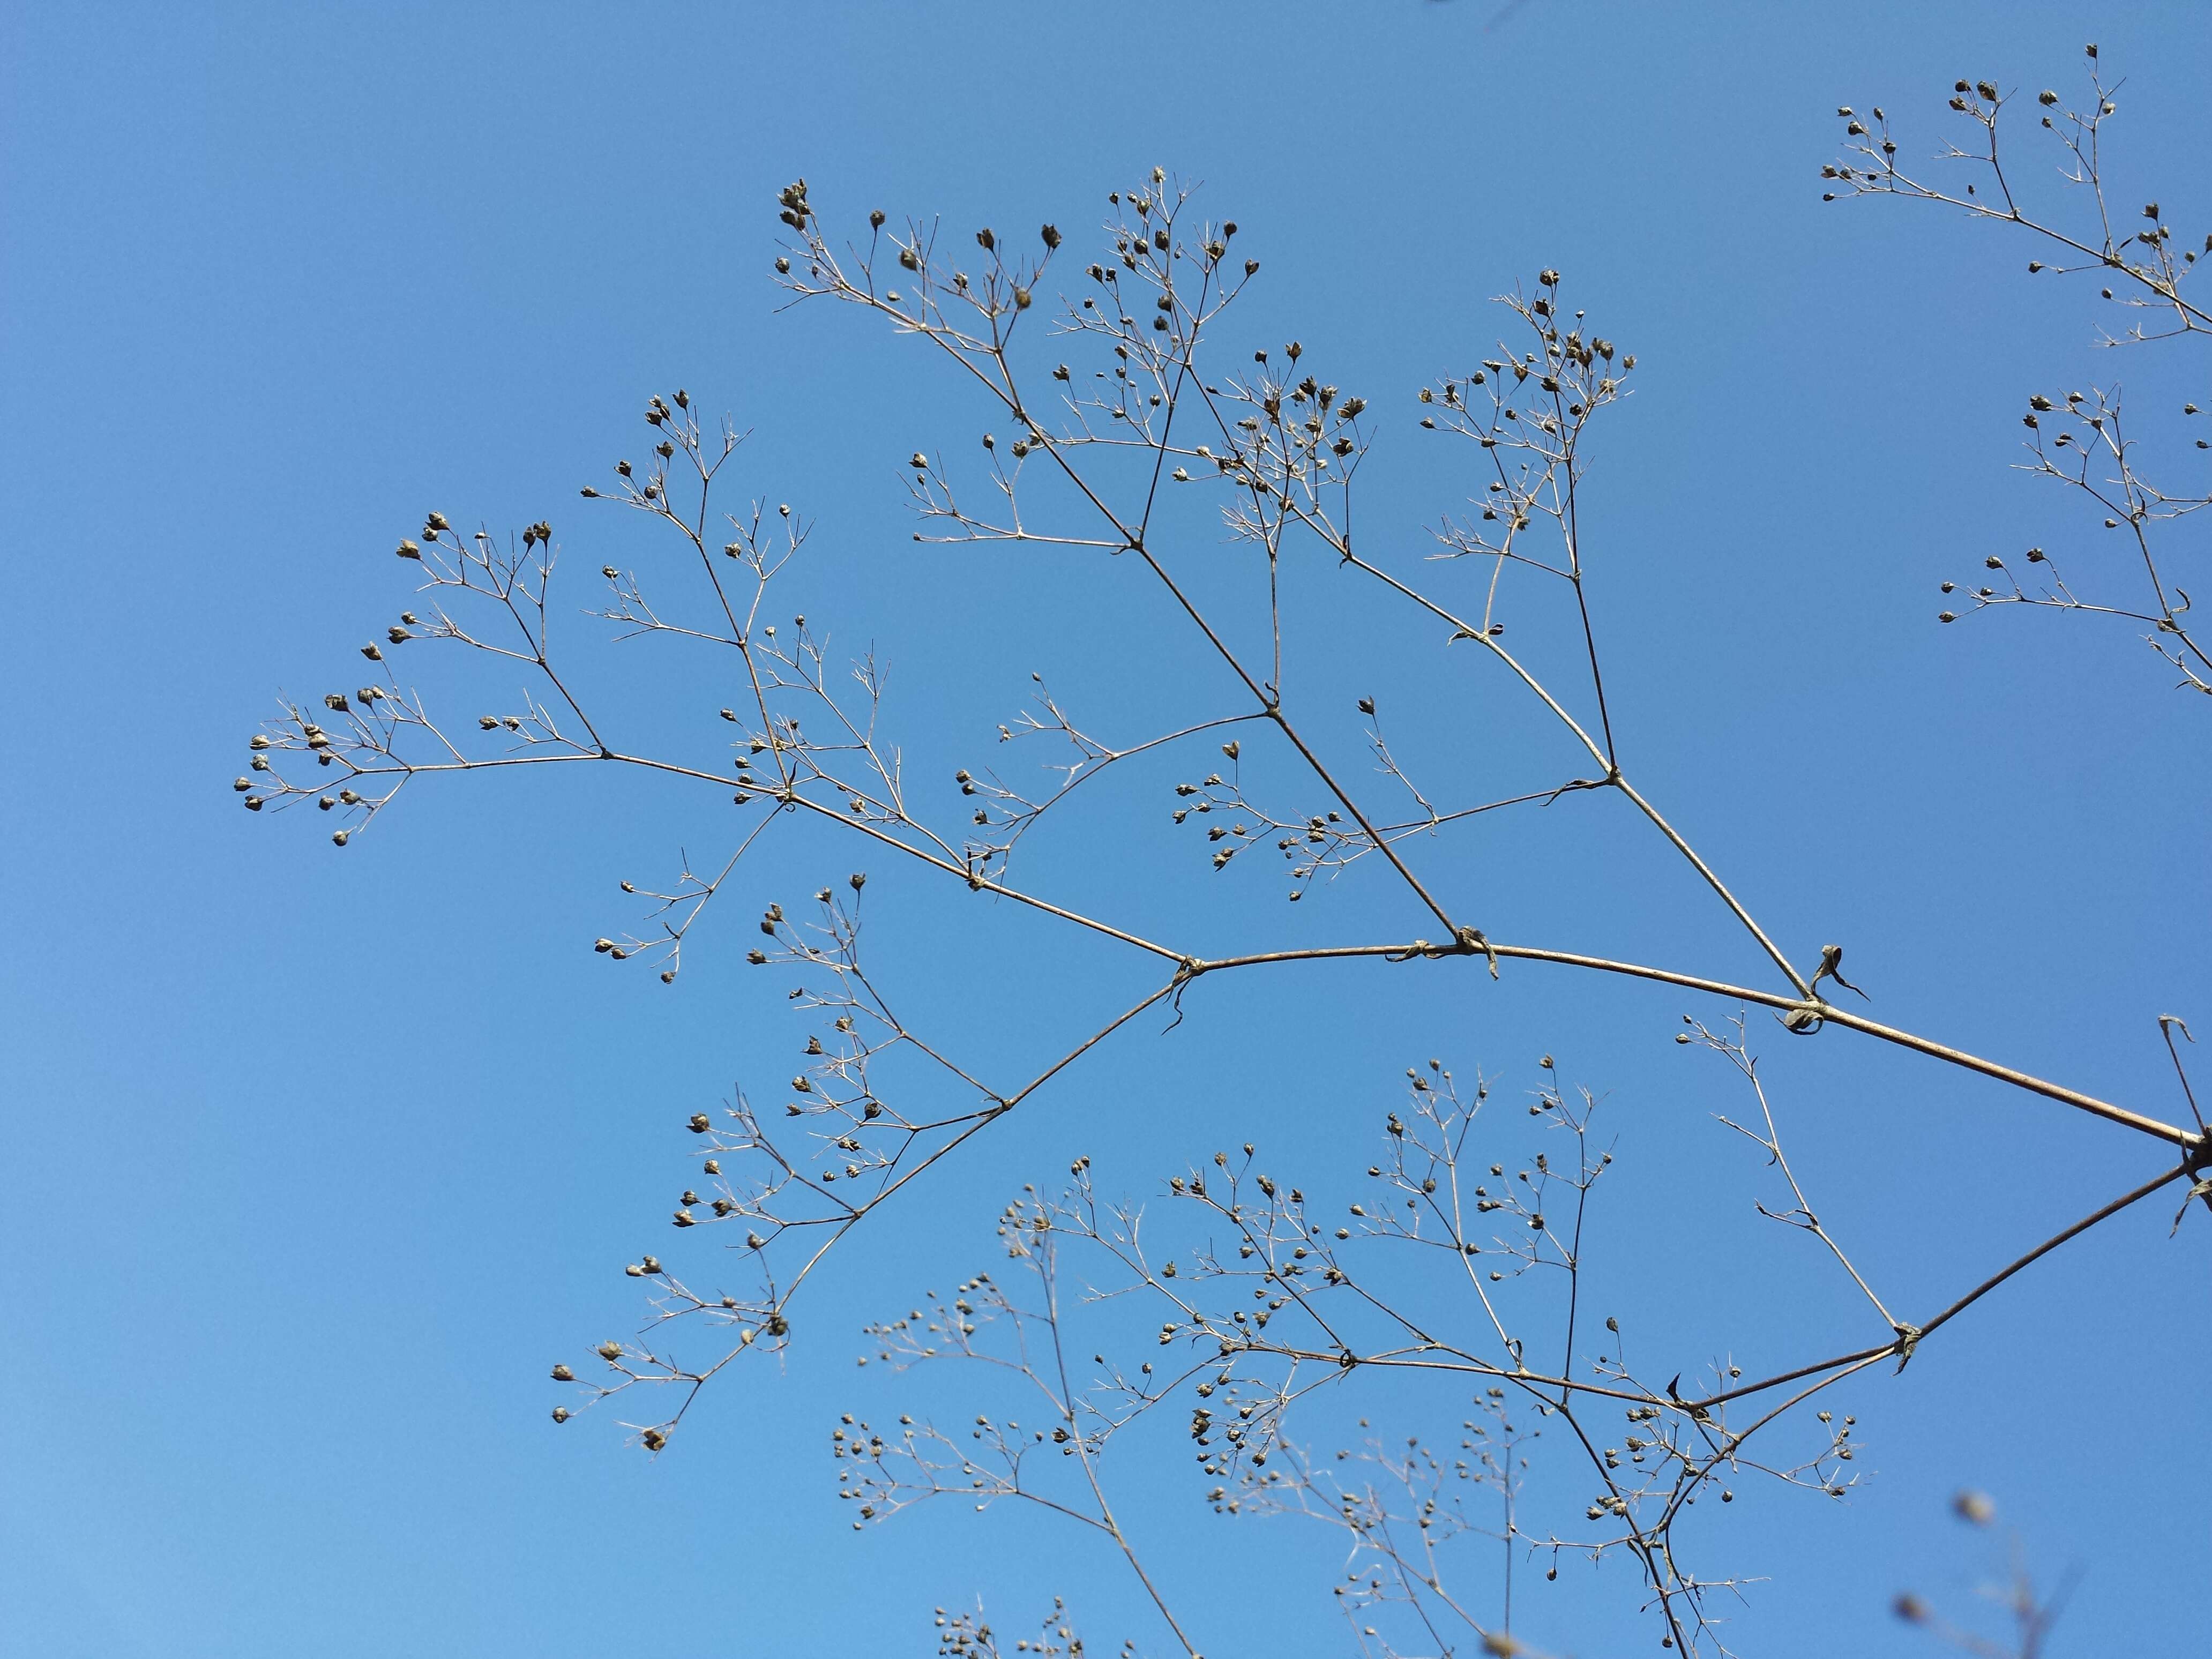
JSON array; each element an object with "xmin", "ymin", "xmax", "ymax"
[{"xmin": 5, "ymin": 3, "xmax": 2209, "ymax": 1654}]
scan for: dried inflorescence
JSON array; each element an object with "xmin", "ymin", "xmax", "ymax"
[
  {"xmin": 1826, "ymin": 47, "xmax": 2212, "ymax": 696},
  {"xmin": 244, "ymin": 88, "xmax": 2208, "ymax": 1658},
  {"xmin": 825, "ymin": 1053, "xmax": 1889, "ymax": 1655}
]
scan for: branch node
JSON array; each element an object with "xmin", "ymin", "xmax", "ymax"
[
  {"xmin": 1891, "ymin": 1322, "xmax": 1923, "ymax": 1372},
  {"xmin": 1455, "ymin": 924, "xmax": 1501, "ymax": 979}
]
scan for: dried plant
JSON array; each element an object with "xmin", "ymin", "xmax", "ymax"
[
  {"xmin": 241, "ymin": 58, "xmax": 2208, "ymax": 1657},
  {"xmin": 1893, "ymin": 1492, "xmax": 2076, "ymax": 1659},
  {"xmin": 1826, "ymin": 43, "xmax": 2212, "ymax": 694}
]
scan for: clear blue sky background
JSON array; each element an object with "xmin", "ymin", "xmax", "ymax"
[{"xmin": 4, "ymin": 3, "xmax": 2209, "ymax": 1655}]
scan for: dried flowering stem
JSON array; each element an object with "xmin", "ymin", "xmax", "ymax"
[
  {"xmin": 832, "ymin": 1029, "xmax": 2185, "ymax": 1655},
  {"xmin": 243, "ymin": 80, "xmax": 2211, "ymax": 1654},
  {"xmin": 1826, "ymin": 48, "xmax": 2212, "ymax": 692}
]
